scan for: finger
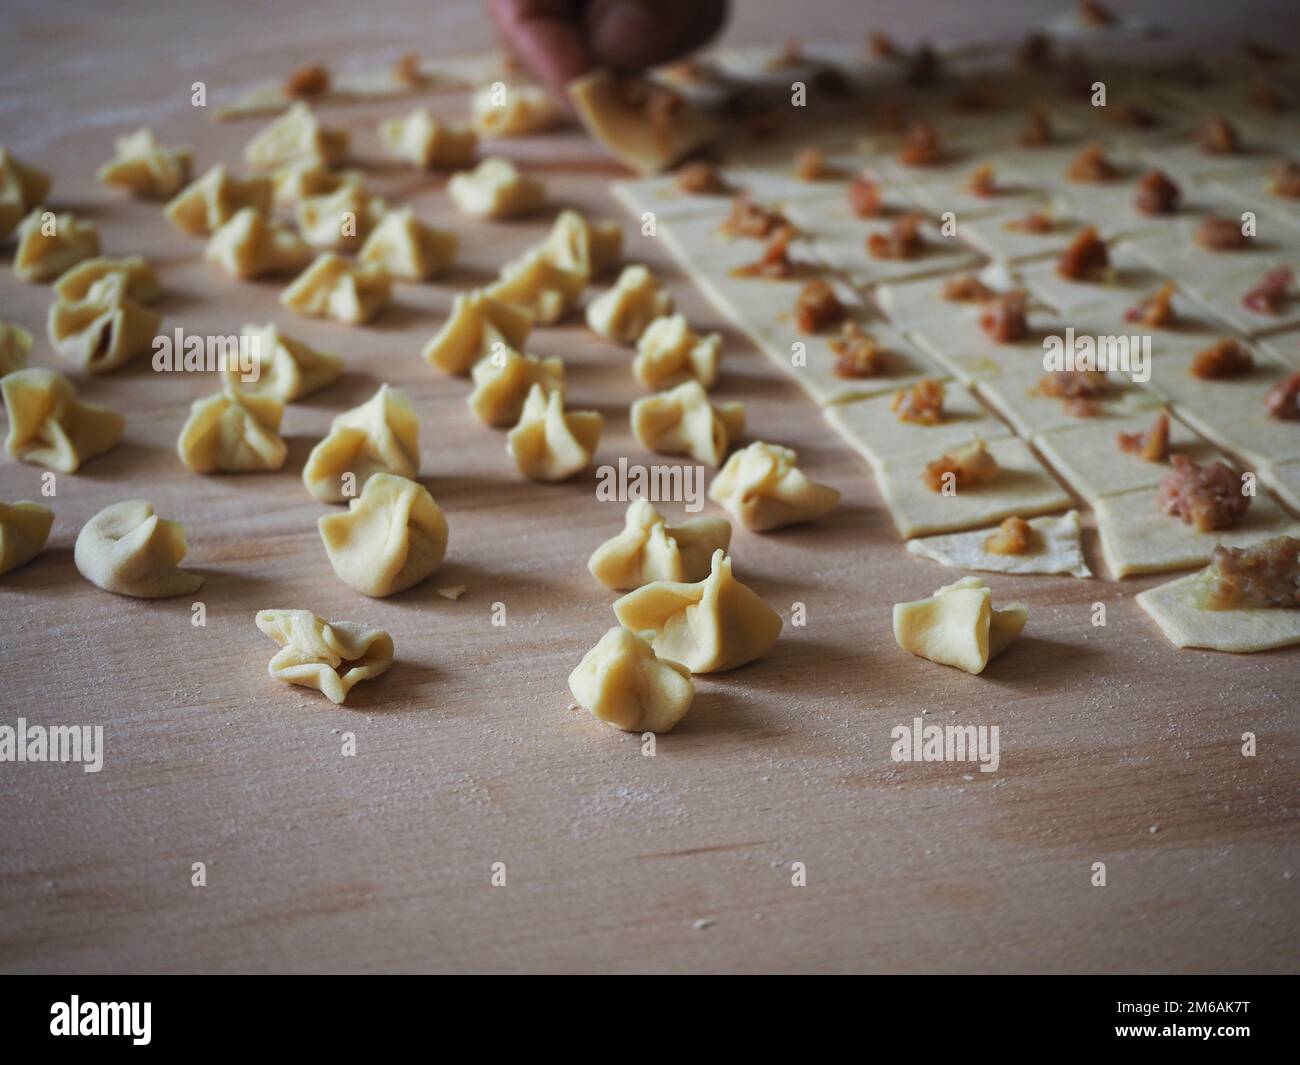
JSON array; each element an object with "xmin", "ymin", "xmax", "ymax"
[
  {"xmin": 488, "ymin": 0, "xmax": 595, "ymax": 91},
  {"xmin": 584, "ymin": 0, "xmax": 729, "ymax": 70}
]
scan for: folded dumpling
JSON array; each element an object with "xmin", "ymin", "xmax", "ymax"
[
  {"xmin": 631, "ymin": 380, "xmax": 744, "ymax": 466},
  {"xmin": 633, "ymin": 314, "xmax": 721, "ymax": 389},
  {"xmin": 227, "ymin": 322, "xmax": 342, "ymax": 402},
  {"xmin": 613, "ymin": 549, "xmax": 782, "ymax": 673},
  {"xmin": 53, "ymin": 256, "xmax": 161, "ymax": 304},
  {"xmin": 709, "ymin": 441, "xmax": 840, "ymax": 532},
  {"xmin": 74, "ymin": 500, "xmax": 203, "ymax": 598},
  {"xmin": 359, "ymin": 207, "xmax": 458, "ymax": 280},
  {"xmin": 318, "ymin": 473, "xmax": 448, "ymax": 596},
  {"xmin": 569, "ymin": 627, "xmax": 695, "ymax": 733},
  {"xmin": 13, "ymin": 208, "xmax": 100, "ymax": 282},
  {"xmin": 486, "ymin": 246, "xmax": 586, "ymax": 324},
  {"xmin": 0, "ymin": 500, "xmax": 54, "ymax": 576},
  {"xmin": 280, "ymin": 253, "xmax": 392, "ymax": 325},
  {"xmin": 506, "ymin": 384, "xmax": 602, "ymax": 482},
  {"xmin": 244, "ymin": 102, "xmax": 348, "ymax": 169},
  {"xmin": 379, "ymin": 109, "xmax": 478, "ymax": 169},
  {"xmin": 422, "ymin": 289, "xmax": 532, "ymax": 375},
  {"xmin": 540, "ymin": 209, "xmax": 622, "ymax": 281},
  {"xmin": 586, "ymin": 264, "xmax": 673, "ymax": 344},
  {"xmin": 448, "ymin": 157, "xmax": 545, "ymax": 219},
  {"xmin": 303, "ymin": 384, "xmax": 420, "ymax": 502},
  {"xmin": 255, "ymin": 609, "xmax": 393, "ymax": 705},
  {"xmin": 0, "ymin": 321, "xmax": 33, "ymax": 376},
  {"xmin": 0, "ymin": 148, "xmax": 52, "ymax": 240},
  {"xmin": 893, "ymin": 576, "xmax": 1028, "ymax": 675},
  {"xmin": 47, "ymin": 272, "xmax": 162, "ymax": 373},
  {"xmin": 296, "ymin": 177, "xmax": 386, "ymax": 251},
  {"xmin": 468, "ymin": 348, "xmax": 564, "ymax": 427},
  {"xmin": 472, "ymin": 83, "xmax": 564, "ymax": 137},
  {"xmin": 165, "ymin": 164, "xmax": 272, "ymax": 236},
  {"xmin": 177, "ymin": 387, "xmax": 287, "ymax": 473},
  {"xmin": 205, "ymin": 206, "xmax": 312, "ymax": 279},
  {"xmin": 2, "ymin": 367, "xmax": 124, "ymax": 472},
  {"xmin": 96, "ymin": 128, "xmax": 193, "ymax": 198},
  {"xmin": 589, "ymin": 498, "xmax": 731, "ymax": 590},
  {"xmin": 271, "ymin": 160, "xmax": 345, "ymax": 208}
]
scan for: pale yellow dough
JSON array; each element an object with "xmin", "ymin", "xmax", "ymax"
[
  {"xmin": 486, "ymin": 247, "xmax": 586, "ymax": 324},
  {"xmin": 226, "ymin": 323, "xmax": 342, "ymax": 402},
  {"xmin": 165, "ymin": 165, "xmax": 272, "ymax": 236},
  {"xmin": 0, "ymin": 500, "xmax": 54, "ymax": 576},
  {"xmin": 255, "ymin": 609, "xmax": 393, "ymax": 705},
  {"xmin": 709, "ymin": 441, "xmax": 840, "ymax": 532},
  {"xmin": 244, "ymin": 102, "xmax": 348, "ymax": 170},
  {"xmin": 0, "ymin": 148, "xmax": 52, "ymax": 240},
  {"xmin": 893, "ymin": 576, "xmax": 1028, "ymax": 675},
  {"xmin": 379, "ymin": 109, "xmax": 478, "ymax": 170},
  {"xmin": 281, "ymin": 253, "xmax": 392, "ymax": 325},
  {"xmin": 13, "ymin": 208, "xmax": 100, "ymax": 283},
  {"xmin": 53, "ymin": 256, "xmax": 160, "ymax": 304},
  {"xmin": 472, "ymin": 83, "xmax": 564, "ymax": 137},
  {"xmin": 177, "ymin": 388, "xmax": 287, "ymax": 474},
  {"xmin": 205, "ymin": 207, "xmax": 312, "ymax": 280},
  {"xmin": 631, "ymin": 380, "xmax": 745, "ymax": 467},
  {"xmin": 2, "ymin": 368, "xmax": 124, "ymax": 472},
  {"xmin": 589, "ymin": 498, "xmax": 731, "ymax": 590},
  {"xmin": 1137, "ymin": 571, "xmax": 1300, "ymax": 652},
  {"xmin": 47, "ymin": 272, "xmax": 162, "ymax": 374},
  {"xmin": 0, "ymin": 321, "xmax": 32, "ymax": 376},
  {"xmin": 633, "ymin": 314, "xmax": 721, "ymax": 390},
  {"xmin": 468, "ymin": 348, "xmax": 564, "ymax": 428},
  {"xmin": 906, "ymin": 510, "xmax": 1092, "ymax": 578},
  {"xmin": 296, "ymin": 178, "xmax": 387, "ymax": 252},
  {"xmin": 422, "ymin": 289, "xmax": 532, "ymax": 375},
  {"xmin": 448, "ymin": 157, "xmax": 545, "ymax": 219},
  {"xmin": 506, "ymin": 385, "xmax": 602, "ymax": 482},
  {"xmin": 270, "ymin": 160, "xmax": 345, "ymax": 207},
  {"xmin": 303, "ymin": 384, "xmax": 420, "ymax": 502},
  {"xmin": 359, "ymin": 207, "xmax": 458, "ymax": 280},
  {"xmin": 569, "ymin": 627, "xmax": 695, "ymax": 733},
  {"xmin": 97, "ymin": 128, "xmax": 192, "ymax": 199},
  {"xmin": 540, "ymin": 209, "xmax": 622, "ymax": 281},
  {"xmin": 74, "ymin": 500, "xmax": 203, "ymax": 598},
  {"xmin": 586, "ymin": 264, "xmax": 674, "ymax": 344}
]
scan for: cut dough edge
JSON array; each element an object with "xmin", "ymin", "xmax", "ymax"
[{"xmin": 1137, "ymin": 572, "xmax": 1300, "ymax": 653}]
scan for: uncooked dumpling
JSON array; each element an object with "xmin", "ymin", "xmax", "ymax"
[
  {"xmin": 228, "ymin": 322, "xmax": 342, "ymax": 402},
  {"xmin": 280, "ymin": 253, "xmax": 392, "ymax": 324},
  {"xmin": 2, "ymin": 367, "xmax": 124, "ymax": 472},
  {"xmin": 244, "ymin": 101, "xmax": 348, "ymax": 169},
  {"xmin": 205, "ymin": 207, "xmax": 312, "ymax": 279},
  {"xmin": 486, "ymin": 247, "xmax": 586, "ymax": 324},
  {"xmin": 468, "ymin": 348, "xmax": 564, "ymax": 427},
  {"xmin": 633, "ymin": 313, "xmax": 721, "ymax": 390},
  {"xmin": 506, "ymin": 384, "xmax": 602, "ymax": 482},
  {"xmin": 96, "ymin": 128, "xmax": 192, "ymax": 198},
  {"xmin": 540, "ymin": 209, "xmax": 622, "ymax": 281},
  {"xmin": 177, "ymin": 388, "xmax": 287, "ymax": 473},
  {"xmin": 422, "ymin": 289, "xmax": 532, "ymax": 375},
  {"xmin": 893, "ymin": 576, "xmax": 1027, "ymax": 675},
  {"xmin": 74, "ymin": 500, "xmax": 204, "ymax": 598},
  {"xmin": 379, "ymin": 109, "xmax": 477, "ymax": 169},
  {"xmin": 569, "ymin": 627, "xmax": 695, "ymax": 733},
  {"xmin": 589, "ymin": 498, "xmax": 731, "ymax": 590},
  {"xmin": 631, "ymin": 380, "xmax": 744, "ymax": 466},
  {"xmin": 0, "ymin": 321, "xmax": 32, "ymax": 375},
  {"xmin": 359, "ymin": 207, "xmax": 458, "ymax": 280},
  {"xmin": 318, "ymin": 472, "xmax": 448, "ymax": 596},
  {"xmin": 47, "ymin": 272, "xmax": 162, "ymax": 373},
  {"xmin": 53, "ymin": 256, "xmax": 160, "ymax": 304},
  {"xmin": 0, "ymin": 500, "xmax": 54, "ymax": 576},
  {"xmin": 255, "ymin": 609, "xmax": 393, "ymax": 705},
  {"xmin": 586, "ymin": 264, "xmax": 673, "ymax": 344},
  {"xmin": 303, "ymin": 384, "xmax": 420, "ymax": 502},
  {"xmin": 613, "ymin": 549, "xmax": 782, "ymax": 673},
  {"xmin": 271, "ymin": 159, "xmax": 345, "ymax": 207},
  {"xmin": 568, "ymin": 69, "xmax": 716, "ymax": 174},
  {"xmin": 0, "ymin": 148, "xmax": 52, "ymax": 240},
  {"xmin": 472, "ymin": 82, "xmax": 564, "ymax": 137},
  {"xmin": 448, "ymin": 157, "xmax": 545, "ymax": 219},
  {"xmin": 164, "ymin": 164, "xmax": 272, "ymax": 236},
  {"xmin": 296, "ymin": 177, "xmax": 386, "ymax": 251},
  {"xmin": 13, "ymin": 208, "xmax": 100, "ymax": 283},
  {"xmin": 709, "ymin": 441, "xmax": 840, "ymax": 532}
]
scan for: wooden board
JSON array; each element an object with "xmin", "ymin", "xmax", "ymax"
[{"xmin": 1, "ymin": 0, "xmax": 1297, "ymax": 975}]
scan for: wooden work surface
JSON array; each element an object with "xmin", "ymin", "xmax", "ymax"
[{"xmin": 1, "ymin": 0, "xmax": 1297, "ymax": 974}]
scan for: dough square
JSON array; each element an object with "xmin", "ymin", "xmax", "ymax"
[
  {"xmin": 1262, "ymin": 458, "xmax": 1300, "ymax": 514},
  {"xmin": 1134, "ymin": 138, "xmax": 1280, "ymax": 186},
  {"xmin": 611, "ymin": 175, "xmax": 735, "ymax": 224},
  {"xmin": 953, "ymin": 201, "xmax": 1085, "ymax": 264},
  {"xmin": 1094, "ymin": 485, "xmax": 1300, "ymax": 577},
  {"xmin": 903, "ymin": 155, "xmax": 1053, "ymax": 219},
  {"xmin": 1018, "ymin": 239, "xmax": 1169, "ymax": 318},
  {"xmin": 1048, "ymin": 169, "xmax": 1234, "ymax": 242},
  {"xmin": 1259, "ymin": 328, "xmax": 1300, "ymax": 370},
  {"xmin": 876, "ymin": 435, "xmax": 1074, "ymax": 538},
  {"xmin": 1177, "ymin": 266, "xmax": 1300, "ymax": 339},
  {"xmin": 975, "ymin": 357, "xmax": 1164, "ymax": 438},
  {"xmin": 1123, "ymin": 212, "xmax": 1299, "ymax": 283},
  {"xmin": 1137, "ymin": 571, "xmax": 1300, "ymax": 652},
  {"xmin": 898, "ymin": 299, "xmax": 1067, "ymax": 385},
  {"xmin": 906, "ymin": 509, "xmax": 1092, "ymax": 578}
]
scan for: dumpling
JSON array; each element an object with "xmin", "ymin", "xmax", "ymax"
[
  {"xmin": 164, "ymin": 164, "xmax": 272, "ymax": 236},
  {"xmin": 612, "ymin": 549, "xmax": 782, "ymax": 673},
  {"xmin": 630, "ymin": 380, "xmax": 744, "ymax": 466},
  {"xmin": 255, "ymin": 609, "xmax": 393, "ymax": 705},
  {"xmin": 358, "ymin": 207, "xmax": 458, "ymax": 280},
  {"xmin": 422, "ymin": 289, "xmax": 532, "ymax": 375},
  {"xmin": 472, "ymin": 82, "xmax": 564, "ymax": 137},
  {"xmin": 53, "ymin": 256, "xmax": 160, "ymax": 304},
  {"xmin": 893, "ymin": 576, "xmax": 1028, "ymax": 675},
  {"xmin": 226, "ymin": 322, "xmax": 342, "ymax": 402},
  {"xmin": 0, "ymin": 321, "xmax": 33, "ymax": 376},
  {"xmin": 0, "ymin": 500, "xmax": 54, "ymax": 576},
  {"xmin": 96, "ymin": 128, "xmax": 192, "ymax": 198},
  {"xmin": 468, "ymin": 348, "xmax": 564, "ymax": 427},
  {"xmin": 177, "ymin": 387, "xmax": 287, "ymax": 473},
  {"xmin": 448, "ymin": 157, "xmax": 545, "ymax": 219},
  {"xmin": 244, "ymin": 102, "xmax": 348, "ymax": 169},
  {"xmin": 633, "ymin": 313, "xmax": 721, "ymax": 389},
  {"xmin": 541, "ymin": 208, "xmax": 622, "ymax": 281},
  {"xmin": 588, "ymin": 498, "xmax": 731, "ymax": 589},
  {"xmin": 0, "ymin": 148, "xmax": 52, "ymax": 240},
  {"xmin": 485, "ymin": 246, "xmax": 586, "ymax": 323},
  {"xmin": 271, "ymin": 159, "xmax": 345, "ymax": 207},
  {"xmin": 303, "ymin": 384, "xmax": 420, "ymax": 502},
  {"xmin": 709, "ymin": 441, "xmax": 840, "ymax": 531},
  {"xmin": 318, "ymin": 473, "xmax": 448, "ymax": 596},
  {"xmin": 379, "ymin": 109, "xmax": 477, "ymax": 169},
  {"xmin": 2, "ymin": 367, "xmax": 124, "ymax": 472},
  {"xmin": 585, "ymin": 264, "xmax": 673, "ymax": 344},
  {"xmin": 47, "ymin": 271, "xmax": 162, "ymax": 374},
  {"xmin": 74, "ymin": 500, "xmax": 203, "ymax": 598},
  {"xmin": 280, "ymin": 253, "xmax": 392, "ymax": 325},
  {"xmin": 13, "ymin": 208, "xmax": 100, "ymax": 282},
  {"xmin": 205, "ymin": 207, "xmax": 312, "ymax": 279},
  {"xmin": 568, "ymin": 627, "xmax": 695, "ymax": 733},
  {"xmin": 506, "ymin": 384, "xmax": 602, "ymax": 482},
  {"xmin": 295, "ymin": 177, "xmax": 386, "ymax": 251}
]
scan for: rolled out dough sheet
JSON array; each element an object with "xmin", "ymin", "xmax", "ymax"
[
  {"xmin": 1137, "ymin": 571, "xmax": 1300, "ymax": 652},
  {"xmin": 906, "ymin": 508, "xmax": 1092, "ymax": 578}
]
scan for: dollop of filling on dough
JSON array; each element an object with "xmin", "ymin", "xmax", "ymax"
[{"xmin": 1196, "ymin": 536, "xmax": 1300, "ymax": 610}]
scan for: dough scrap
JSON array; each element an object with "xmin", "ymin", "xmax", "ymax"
[
  {"xmin": 906, "ymin": 509, "xmax": 1092, "ymax": 578},
  {"xmin": 303, "ymin": 384, "xmax": 420, "ymax": 502},
  {"xmin": 205, "ymin": 207, "xmax": 312, "ymax": 279},
  {"xmin": 13, "ymin": 208, "xmax": 100, "ymax": 283},
  {"xmin": 633, "ymin": 313, "xmax": 721, "ymax": 390},
  {"xmin": 0, "ymin": 500, "xmax": 54, "ymax": 576},
  {"xmin": 96, "ymin": 128, "xmax": 192, "ymax": 199},
  {"xmin": 448, "ymin": 157, "xmax": 545, "ymax": 219},
  {"xmin": 358, "ymin": 206, "xmax": 458, "ymax": 280},
  {"xmin": 612, "ymin": 549, "xmax": 782, "ymax": 673},
  {"xmin": 243, "ymin": 102, "xmax": 348, "ymax": 170},
  {"xmin": 53, "ymin": 256, "xmax": 160, "ymax": 304},
  {"xmin": 893, "ymin": 576, "xmax": 1028, "ymax": 675},
  {"xmin": 0, "ymin": 148, "xmax": 52, "ymax": 240},
  {"xmin": 319, "ymin": 472, "xmax": 448, "ymax": 597},
  {"xmin": 2, "ymin": 367, "xmax": 124, "ymax": 472},
  {"xmin": 472, "ymin": 82, "xmax": 564, "ymax": 137},
  {"xmin": 379, "ymin": 109, "xmax": 478, "ymax": 169},
  {"xmin": 586, "ymin": 264, "xmax": 674, "ymax": 344},
  {"xmin": 177, "ymin": 387, "xmax": 287, "ymax": 473},
  {"xmin": 506, "ymin": 384, "xmax": 602, "ymax": 482},
  {"xmin": 589, "ymin": 497, "xmax": 731, "ymax": 590},
  {"xmin": 631, "ymin": 380, "xmax": 745, "ymax": 466},
  {"xmin": 255, "ymin": 609, "xmax": 393, "ymax": 705},
  {"xmin": 709, "ymin": 440, "xmax": 840, "ymax": 531},
  {"xmin": 422, "ymin": 289, "xmax": 532, "ymax": 375},
  {"xmin": 165, "ymin": 164, "xmax": 273, "ymax": 236},
  {"xmin": 569, "ymin": 626, "xmax": 695, "ymax": 733},
  {"xmin": 296, "ymin": 177, "xmax": 387, "ymax": 251},
  {"xmin": 226, "ymin": 322, "xmax": 342, "ymax": 402},
  {"xmin": 0, "ymin": 321, "xmax": 32, "ymax": 376},
  {"xmin": 568, "ymin": 69, "xmax": 716, "ymax": 174},
  {"xmin": 468, "ymin": 348, "xmax": 564, "ymax": 427},
  {"xmin": 47, "ymin": 272, "xmax": 162, "ymax": 374},
  {"xmin": 1137, "ymin": 571, "xmax": 1300, "ymax": 652},
  {"xmin": 280, "ymin": 253, "xmax": 392, "ymax": 325},
  {"xmin": 74, "ymin": 500, "xmax": 203, "ymax": 598}
]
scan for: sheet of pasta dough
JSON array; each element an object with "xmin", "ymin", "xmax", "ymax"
[
  {"xmin": 906, "ymin": 509, "xmax": 1092, "ymax": 578},
  {"xmin": 1137, "ymin": 572, "xmax": 1300, "ymax": 652}
]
